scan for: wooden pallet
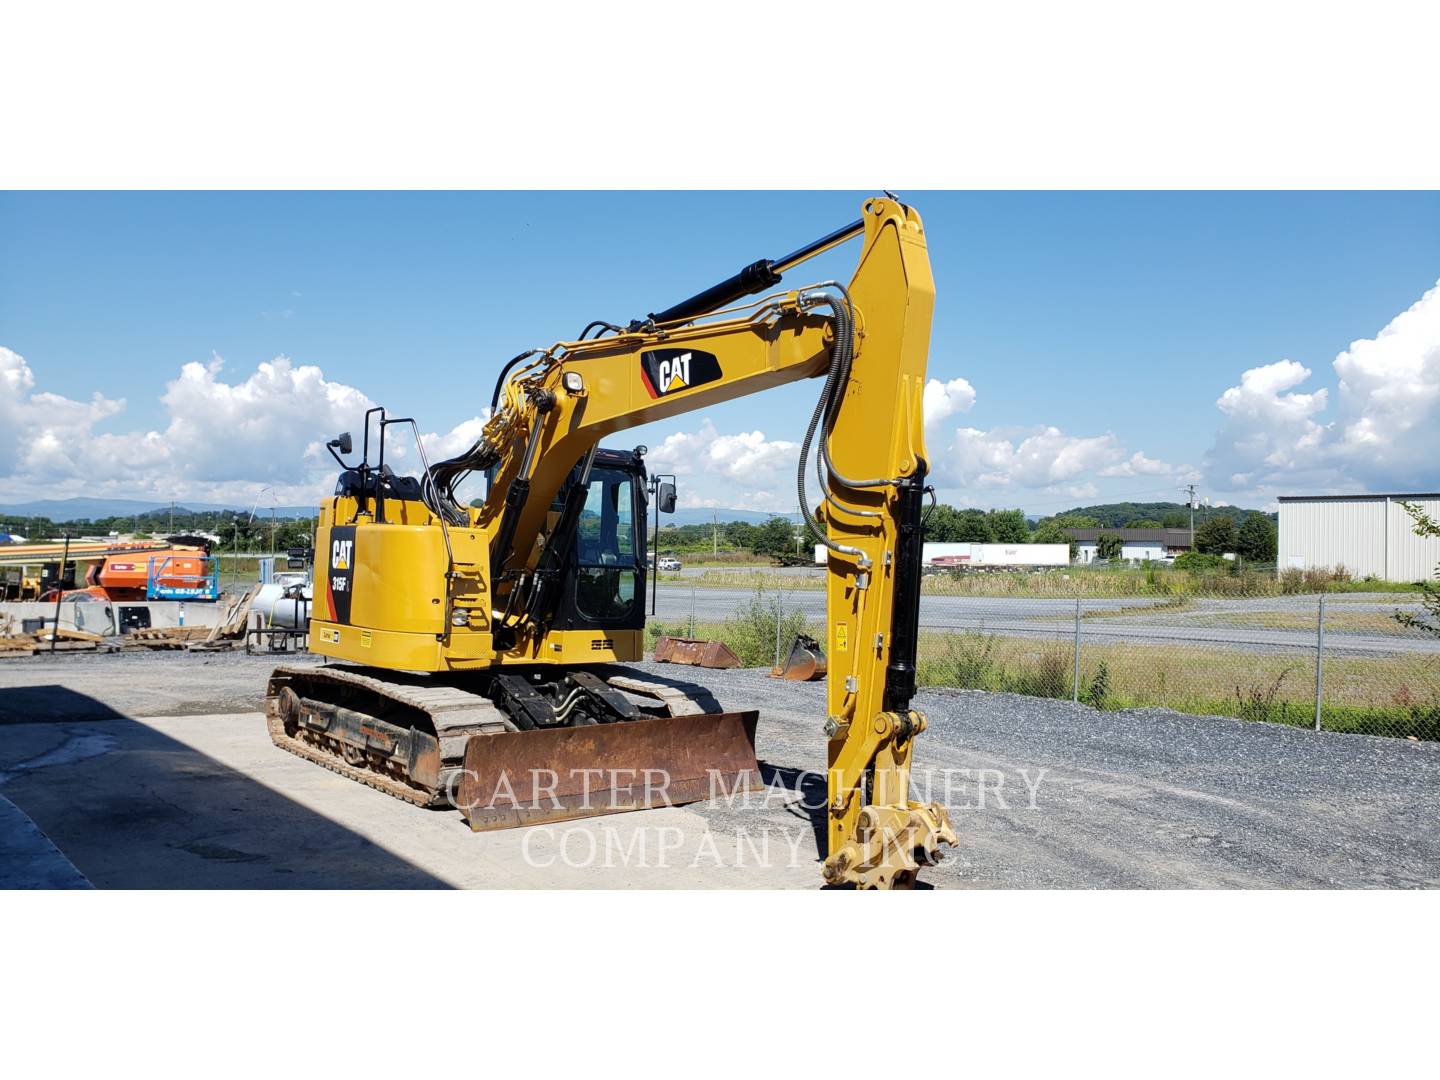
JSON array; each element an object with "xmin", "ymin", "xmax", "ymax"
[
  {"xmin": 118, "ymin": 586, "xmax": 262, "ymax": 650},
  {"xmin": 0, "ymin": 626, "xmax": 104, "ymax": 656},
  {"xmin": 128, "ymin": 625, "xmax": 214, "ymax": 647}
]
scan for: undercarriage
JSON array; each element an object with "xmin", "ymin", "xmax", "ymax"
[{"xmin": 265, "ymin": 664, "xmax": 761, "ymax": 827}]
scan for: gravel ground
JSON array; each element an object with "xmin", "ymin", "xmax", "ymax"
[
  {"xmin": 1, "ymin": 650, "xmax": 1436, "ymax": 888},
  {"xmin": 640, "ymin": 663, "xmax": 1440, "ymax": 889},
  {"xmin": 0, "ymin": 649, "xmax": 326, "ymax": 722}
]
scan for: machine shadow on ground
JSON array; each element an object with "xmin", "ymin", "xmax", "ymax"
[
  {"xmin": 757, "ymin": 761, "xmax": 828, "ymax": 851},
  {"xmin": 0, "ymin": 684, "xmax": 130, "ymax": 725},
  {"xmin": 0, "ymin": 688, "xmax": 449, "ymax": 889}
]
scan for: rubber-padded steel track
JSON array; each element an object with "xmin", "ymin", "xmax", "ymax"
[
  {"xmin": 264, "ymin": 663, "xmax": 727, "ymax": 814},
  {"xmin": 266, "ymin": 704, "xmax": 444, "ymax": 807},
  {"xmin": 266, "ymin": 663, "xmax": 513, "ymax": 809}
]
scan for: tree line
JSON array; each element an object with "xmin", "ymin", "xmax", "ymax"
[
  {"xmin": 656, "ymin": 517, "xmax": 813, "ymax": 559},
  {"xmin": 7, "ymin": 497, "xmax": 1282, "ymax": 566},
  {"xmin": 1, "ymin": 507, "xmax": 318, "ymax": 554}
]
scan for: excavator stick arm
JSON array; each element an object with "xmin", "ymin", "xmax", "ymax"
[{"xmin": 474, "ymin": 197, "xmax": 956, "ymax": 887}]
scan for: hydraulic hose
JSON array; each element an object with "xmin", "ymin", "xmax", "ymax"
[
  {"xmin": 817, "ymin": 291, "xmax": 898, "ymax": 491},
  {"xmin": 490, "ymin": 349, "xmax": 542, "ymax": 413},
  {"xmin": 796, "ymin": 289, "xmax": 869, "ymax": 566}
]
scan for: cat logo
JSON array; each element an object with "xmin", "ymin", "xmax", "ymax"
[
  {"xmin": 640, "ymin": 348, "xmax": 722, "ymax": 399},
  {"xmin": 659, "ymin": 352, "xmax": 691, "ymax": 391},
  {"xmin": 324, "ymin": 526, "xmax": 357, "ymax": 624}
]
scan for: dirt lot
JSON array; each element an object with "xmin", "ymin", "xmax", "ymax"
[{"xmin": 1, "ymin": 650, "xmax": 1436, "ymax": 888}]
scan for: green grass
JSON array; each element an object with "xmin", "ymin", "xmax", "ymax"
[
  {"xmin": 216, "ymin": 557, "xmax": 276, "ymax": 593},
  {"xmin": 648, "ymin": 609, "xmax": 1440, "ymax": 739},
  {"xmin": 1205, "ymin": 608, "xmax": 1427, "ymax": 636},
  {"xmin": 678, "ymin": 565, "xmax": 1426, "ymax": 600},
  {"xmin": 1322, "ymin": 578, "xmax": 1428, "ymax": 594},
  {"xmin": 913, "ymin": 629, "xmax": 1440, "ymax": 740},
  {"xmin": 647, "ymin": 603, "xmax": 809, "ymax": 668}
]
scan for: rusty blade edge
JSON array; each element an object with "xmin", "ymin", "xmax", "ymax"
[{"xmin": 456, "ymin": 709, "xmax": 761, "ymax": 831}]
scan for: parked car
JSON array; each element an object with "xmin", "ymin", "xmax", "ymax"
[{"xmin": 657, "ymin": 557, "xmax": 682, "ymax": 572}]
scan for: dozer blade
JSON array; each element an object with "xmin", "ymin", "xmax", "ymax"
[
  {"xmin": 653, "ymin": 635, "xmax": 742, "ymax": 668},
  {"xmin": 771, "ymin": 633, "xmax": 827, "ymax": 681},
  {"xmin": 455, "ymin": 710, "xmax": 761, "ymax": 831}
]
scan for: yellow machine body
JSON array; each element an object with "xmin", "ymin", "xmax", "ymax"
[{"xmin": 308, "ymin": 494, "xmax": 642, "ymax": 671}]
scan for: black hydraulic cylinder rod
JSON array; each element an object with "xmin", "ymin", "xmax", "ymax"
[
  {"xmin": 634, "ymin": 217, "xmax": 865, "ymax": 328},
  {"xmin": 882, "ymin": 470, "xmax": 927, "ymax": 715},
  {"xmin": 768, "ymin": 217, "xmax": 866, "ymax": 275}
]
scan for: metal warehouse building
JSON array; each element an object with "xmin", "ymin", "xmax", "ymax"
[{"xmin": 1278, "ymin": 493, "xmax": 1440, "ymax": 582}]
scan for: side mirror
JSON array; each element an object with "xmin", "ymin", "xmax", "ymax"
[
  {"xmin": 657, "ymin": 480, "xmax": 677, "ymax": 514},
  {"xmin": 331, "ymin": 432, "xmax": 353, "ymax": 455}
]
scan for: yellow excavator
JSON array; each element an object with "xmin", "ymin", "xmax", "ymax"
[{"xmin": 265, "ymin": 195, "xmax": 955, "ymax": 887}]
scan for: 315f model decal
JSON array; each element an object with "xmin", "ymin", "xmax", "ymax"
[{"xmin": 322, "ymin": 526, "xmax": 356, "ymax": 624}]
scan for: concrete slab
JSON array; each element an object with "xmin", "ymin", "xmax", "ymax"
[
  {"xmin": 0, "ymin": 793, "xmax": 91, "ymax": 889},
  {"xmin": 0, "ymin": 710, "xmax": 819, "ymax": 889}
]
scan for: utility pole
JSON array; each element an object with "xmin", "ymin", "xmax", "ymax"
[
  {"xmin": 51, "ymin": 532, "xmax": 70, "ymax": 653},
  {"xmin": 1182, "ymin": 483, "xmax": 1196, "ymax": 552},
  {"xmin": 712, "ymin": 510, "xmax": 718, "ymax": 557},
  {"xmin": 647, "ymin": 473, "xmax": 675, "ymax": 615}
]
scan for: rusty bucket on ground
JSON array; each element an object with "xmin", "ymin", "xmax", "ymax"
[
  {"xmin": 771, "ymin": 633, "xmax": 827, "ymax": 681},
  {"xmin": 456, "ymin": 710, "xmax": 762, "ymax": 831},
  {"xmin": 653, "ymin": 635, "xmax": 741, "ymax": 668}
]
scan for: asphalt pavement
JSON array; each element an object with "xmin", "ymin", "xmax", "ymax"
[{"xmin": 650, "ymin": 582, "xmax": 1439, "ymax": 656}]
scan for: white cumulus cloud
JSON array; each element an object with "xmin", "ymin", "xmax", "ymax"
[
  {"xmin": 645, "ymin": 418, "xmax": 800, "ymax": 511},
  {"xmin": 1204, "ymin": 279, "xmax": 1440, "ymax": 495},
  {"xmin": 1331, "ymin": 281, "xmax": 1440, "ymax": 486},
  {"xmin": 923, "ymin": 376, "xmax": 977, "ymax": 429},
  {"xmin": 1100, "ymin": 450, "xmax": 1186, "ymax": 478},
  {"xmin": 0, "ymin": 347, "xmax": 487, "ymax": 506},
  {"xmin": 937, "ymin": 424, "xmax": 1125, "ymax": 490}
]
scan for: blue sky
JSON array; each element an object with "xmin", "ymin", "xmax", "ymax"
[{"xmin": 2, "ymin": 191, "xmax": 1437, "ymax": 513}]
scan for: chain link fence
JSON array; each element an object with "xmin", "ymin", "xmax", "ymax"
[
  {"xmin": 648, "ymin": 572, "xmax": 1440, "ymax": 740},
  {"xmin": 907, "ymin": 591, "xmax": 1439, "ymax": 739}
]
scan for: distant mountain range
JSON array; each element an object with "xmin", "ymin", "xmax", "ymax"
[
  {"xmin": 667, "ymin": 507, "xmax": 800, "ymax": 526},
  {"xmin": 0, "ymin": 495, "xmax": 1273, "ymax": 529},
  {"xmin": 1042, "ymin": 500, "xmax": 1275, "ymax": 526},
  {"xmin": 0, "ymin": 495, "xmax": 794, "ymax": 527},
  {"xmin": 0, "ymin": 496, "xmax": 318, "ymax": 522}
]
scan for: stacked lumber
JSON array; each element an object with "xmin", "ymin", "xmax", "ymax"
[
  {"xmin": 120, "ymin": 587, "xmax": 262, "ymax": 651},
  {"xmin": 1, "ymin": 625, "xmax": 105, "ymax": 656},
  {"xmin": 0, "ymin": 585, "xmax": 269, "ymax": 659},
  {"xmin": 126, "ymin": 625, "xmax": 215, "ymax": 649},
  {"xmin": 0, "ymin": 634, "xmax": 36, "ymax": 657}
]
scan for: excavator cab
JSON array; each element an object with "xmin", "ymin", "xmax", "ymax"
[{"xmin": 552, "ymin": 449, "xmax": 647, "ymax": 634}]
